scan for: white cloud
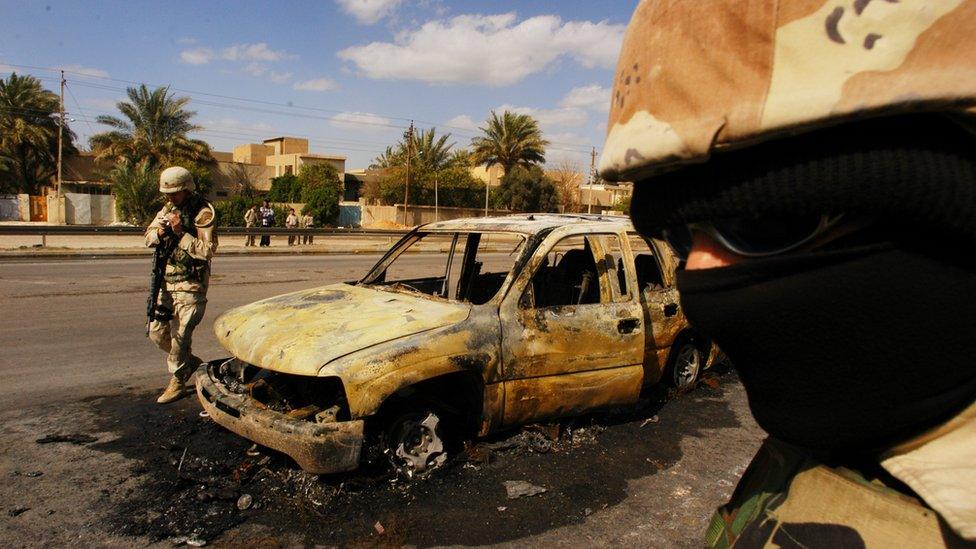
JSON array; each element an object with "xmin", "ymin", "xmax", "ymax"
[
  {"xmin": 243, "ymin": 62, "xmax": 267, "ymax": 76},
  {"xmin": 293, "ymin": 77, "xmax": 338, "ymax": 92},
  {"xmin": 547, "ymin": 132, "xmax": 589, "ymax": 146},
  {"xmin": 337, "ymin": 13, "xmax": 625, "ymax": 86},
  {"xmin": 444, "ymin": 114, "xmax": 479, "ymax": 132},
  {"xmin": 180, "ymin": 42, "xmax": 293, "ymax": 66},
  {"xmin": 269, "ymin": 71, "xmax": 293, "ymax": 84},
  {"xmin": 336, "ymin": 0, "xmax": 403, "ymax": 25},
  {"xmin": 180, "ymin": 48, "xmax": 214, "ymax": 65},
  {"xmin": 329, "ymin": 111, "xmax": 393, "ymax": 132},
  {"xmin": 559, "ymin": 84, "xmax": 611, "ymax": 112},
  {"xmin": 59, "ymin": 64, "xmax": 110, "ymax": 78},
  {"xmin": 221, "ymin": 43, "xmax": 292, "ymax": 62},
  {"xmin": 496, "ymin": 103, "xmax": 588, "ymax": 128}
]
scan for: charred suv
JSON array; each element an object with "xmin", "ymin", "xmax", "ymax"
[{"xmin": 197, "ymin": 214, "xmax": 716, "ymax": 475}]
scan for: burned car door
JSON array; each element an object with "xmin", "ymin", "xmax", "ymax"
[
  {"xmin": 498, "ymin": 229, "xmax": 644, "ymax": 426},
  {"xmin": 628, "ymin": 233, "xmax": 686, "ymax": 384}
]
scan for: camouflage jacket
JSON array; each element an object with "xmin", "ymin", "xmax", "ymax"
[
  {"xmin": 708, "ymin": 401, "xmax": 976, "ymax": 547},
  {"xmin": 144, "ymin": 195, "xmax": 218, "ymax": 293}
]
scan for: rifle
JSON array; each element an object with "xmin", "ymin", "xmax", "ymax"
[{"xmin": 146, "ymin": 223, "xmax": 179, "ymax": 336}]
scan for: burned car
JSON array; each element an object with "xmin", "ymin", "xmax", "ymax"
[{"xmin": 197, "ymin": 214, "xmax": 716, "ymax": 476}]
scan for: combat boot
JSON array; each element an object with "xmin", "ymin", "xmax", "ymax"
[{"xmin": 156, "ymin": 376, "xmax": 186, "ymax": 404}]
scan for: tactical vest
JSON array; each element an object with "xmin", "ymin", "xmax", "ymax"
[
  {"xmin": 706, "ymin": 437, "xmax": 968, "ymax": 548},
  {"xmin": 164, "ymin": 195, "xmax": 209, "ymax": 286}
]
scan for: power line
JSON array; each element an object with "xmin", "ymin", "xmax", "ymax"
[{"xmin": 14, "ymin": 63, "xmax": 597, "ymax": 152}]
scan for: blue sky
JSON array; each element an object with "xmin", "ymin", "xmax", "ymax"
[{"xmin": 1, "ymin": 0, "xmax": 637, "ymax": 169}]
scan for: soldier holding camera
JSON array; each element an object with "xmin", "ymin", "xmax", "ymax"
[{"xmin": 144, "ymin": 166, "xmax": 218, "ymax": 404}]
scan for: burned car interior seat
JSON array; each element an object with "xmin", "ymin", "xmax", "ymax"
[
  {"xmin": 533, "ymin": 245, "xmax": 601, "ymax": 307},
  {"xmin": 634, "ymin": 254, "xmax": 664, "ymax": 291}
]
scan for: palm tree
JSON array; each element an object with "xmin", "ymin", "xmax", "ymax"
[
  {"xmin": 471, "ymin": 110, "xmax": 548, "ymax": 175},
  {"xmin": 370, "ymin": 127, "xmax": 455, "ymax": 173},
  {"xmin": 109, "ymin": 159, "xmax": 163, "ymax": 225},
  {"xmin": 449, "ymin": 148, "xmax": 474, "ymax": 168},
  {"xmin": 90, "ymin": 84, "xmax": 211, "ymax": 167},
  {"xmin": 0, "ymin": 73, "xmax": 76, "ymax": 194}
]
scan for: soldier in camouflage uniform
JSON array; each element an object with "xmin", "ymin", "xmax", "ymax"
[
  {"xmin": 603, "ymin": 1, "xmax": 976, "ymax": 546},
  {"xmin": 145, "ymin": 166, "xmax": 218, "ymax": 404}
]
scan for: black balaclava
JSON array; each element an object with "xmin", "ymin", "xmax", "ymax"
[{"xmin": 630, "ymin": 115, "xmax": 976, "ymax": 457}]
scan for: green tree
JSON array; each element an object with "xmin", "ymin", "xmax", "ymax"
[
  {"xmin": 471, "ymin": 110, "xmax": 548, "ymax": 175},
  {"xmin": 110, "ymin": 160, "xmax": 163, "ymax": 225},
  {"xmin": 89, "ymin": 84, "xmax": 211, "ymax": 167},
  {"xmin": 614, "ymin": 195, "xmax": 631, "ymax": 214},
  {"xmin": 298, "ymin": 162, "xmax": 342, "ymax": 191},
  {"xmin": 298, "ymin": 163, "xmax": 342, "ymax": 226},
  {"xmin": 213, "ymin": 195, "xmax": 254, "ymax": 227},
  {"xmin": 377, "ymin": 165, "xmax": 484, "ymax": 209},
  {"xmin": 0, "ymin": 73, "xmax": 77, "ymax": 194},
  {"xmin": 267, "ymin": 174, "xmax": 302, "ymax": 202},
  {"xmin": 370, "ymin": 127, "xmax": 456, "ymax": 172},
  {"xmin": 494, "ymin": 165, "xmax": 558, "ymax": 213}
]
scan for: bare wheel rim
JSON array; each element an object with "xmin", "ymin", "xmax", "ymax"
[
  {"xmin": 673, "ymin": 343, "xmax": 701, "ymax": 389},
  {"xmin": 391, "ymin": 412, "xmax": 447, "ymax": 479}
]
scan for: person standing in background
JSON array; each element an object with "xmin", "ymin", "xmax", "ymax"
[
  {"xmin": 259, "ymin": 200, "xmax": 274, "ymax": 247},
  {"xmin": 243, "ymin": 204, "xmax": 258, "ymax": 247},
  {"xmin": 302, "ymin": 210, "xmax": 315, "ymax": 245},
  {"xmin": 285, "ymin": 208, "xmax": 299, "ymax": 246}
]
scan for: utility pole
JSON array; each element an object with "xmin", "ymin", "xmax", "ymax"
[
  {"xmin": 56, "ymin": 70, "xmax": 66, "ymax": 221},
  {"xmin": 402, "ymin": 121, "xmax": 414, "ymax": 226},
  {"xmin": 434, "ymin": 174, "xmax": 439, "ymax": 222},
  {"xmin": 484, "ymin": 173, "xmax": 490, "ymax": 217},
  {"xmin": 587, "ymin": 146, "xmax": 597, "ymax": 214}
]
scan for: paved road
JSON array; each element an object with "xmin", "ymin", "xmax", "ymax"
[
  {"xmin": 0, "ymin": 253, "xmax": 766, "ymax": 546},
  {"xmin": 0, "ymin": 254, "xmax": 430, "ymax": 410}
]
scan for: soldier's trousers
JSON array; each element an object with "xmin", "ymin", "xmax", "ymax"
[{"xmin": 149, "ymin": 290, "xmax": 207, "ymax": 383}]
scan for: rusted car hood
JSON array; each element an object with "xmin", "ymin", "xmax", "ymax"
[{"xmin": 213, "ymin": 283, "xmax": 471, "ymax": 376}]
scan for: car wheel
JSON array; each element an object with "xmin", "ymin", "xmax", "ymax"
[
  {"xmin": 667, "ymin": 339, "xmax": 702, "ymax": 391},
  {"xmin": 385, "ymin": 410, "xmax": 448, "ymax": 480}
]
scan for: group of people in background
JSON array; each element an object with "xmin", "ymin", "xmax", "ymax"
[{"xmin": 243, "ymin": 199, "xmax": 315, "ymax": 247}]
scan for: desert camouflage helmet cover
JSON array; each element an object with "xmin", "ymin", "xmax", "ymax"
[
  {"xmin": 600, "ymin": 0, "xmax": 976, "ymax": 182},
  {"xmin": 159, "ymin": 166, "xmax": 196, "ymax": 193}
]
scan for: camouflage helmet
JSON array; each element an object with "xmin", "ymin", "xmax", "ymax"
[
  {"xmin": 600, "ymin": 0, "xmax": 976, "ymax": 182},
  {"xmin": 159, "ymin": 166, "xmax": 195, "ymax": 194}
]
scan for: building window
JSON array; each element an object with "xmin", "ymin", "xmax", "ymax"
[{"xmin": 285, "ymin": 165, "xmax": 294, "ymax": 175}]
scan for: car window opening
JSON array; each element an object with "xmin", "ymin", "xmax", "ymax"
[{"xmin": 362, "ymin": 231, "xmax": 525, "ymax": 305}]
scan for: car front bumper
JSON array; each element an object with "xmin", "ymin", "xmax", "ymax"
[{"xmin": 196, "ymin": 370, "xmax": 364, "ymax": 474}]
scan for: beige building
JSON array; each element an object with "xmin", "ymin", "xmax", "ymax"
[
  {"xmin": 469, "ymin": 164, "xmax": 505, "ymax": 188},
  {"xmin": 212, "ymin": 136, "xmax": 346, "ymax": 198},
  {"xmin": 578, "ymin": 182, "xmax": 633, "ymax": 213}
]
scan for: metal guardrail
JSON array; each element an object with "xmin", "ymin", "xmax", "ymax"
[{"xmin": 0, "ymin": 225, "xmax": 411, "ymax": 237}]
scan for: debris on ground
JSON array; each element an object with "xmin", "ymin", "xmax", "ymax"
[
  {"xmin": 497, "ymin": 506, "xmax": 507, "ymax": 512},
  {"xmin": 374, "ymin": 521, "xmax": 385, "ymax": 535},
  {"xmin": 503, "ymin": 480, "xmax": 547, "ymax": 499},
  {"xmin": 8, "ymin": 507, "xmax": 30, "ymax": 517},
  {"xmin": 236, "ymin": 494, "xmax": 252, "ymax": 510},
  {"xmin": 35, "ymin": 433, "xmax": 98, "ymax": 445},
  {"xmin": 640, "ymin": 416, "xmax": 659, "ymax": 427}
]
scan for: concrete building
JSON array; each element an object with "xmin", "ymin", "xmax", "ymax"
[
  {"xmin": 578, "ymin": 182, "xmax": 633, "ymax": 214},
  {"xmin": 212, "ymin": 137, "xmax": 346, "ymax": 198}
]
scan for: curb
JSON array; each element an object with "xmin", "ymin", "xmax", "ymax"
[{"xmin": 0, "ymin": 247, "xmax": 390, "ymax": 261}]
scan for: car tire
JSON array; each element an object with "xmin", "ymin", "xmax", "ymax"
[
  {"xmin": 384, "ymin": 408, "xmax": 449, "ymax": 480},
  {"xmin": 665, "ymin": 337, "xmax": 703, "ymax": 391}
]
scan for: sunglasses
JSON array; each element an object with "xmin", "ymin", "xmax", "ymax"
[{"xmin": 656, "ymin": 214, "xmax": 845, "ymax": 259}]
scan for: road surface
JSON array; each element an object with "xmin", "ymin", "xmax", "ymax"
[{"xmin": 0, "ymin": 254, "xmax": 765, "ymax": 547}]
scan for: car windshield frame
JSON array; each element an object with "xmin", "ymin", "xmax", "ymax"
[{"xmin": 359, "ymin": 229, "xmax": 530, "ymax": 305}]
